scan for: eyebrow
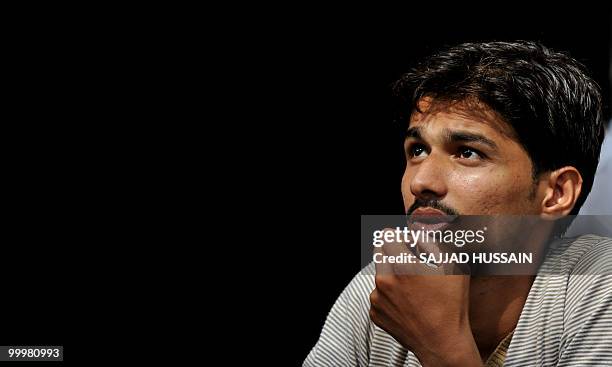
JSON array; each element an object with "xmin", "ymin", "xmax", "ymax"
[
  {"xmin": 405, "ymin": 126, "xmax": 423, "ymax": 140},
  {"xmin": 446, "ymin": 130, "xmax": 498, "ymax": 150},
  {"xmin": 405, "ymin": 127, "xmax": 498, "ymax": 150}
]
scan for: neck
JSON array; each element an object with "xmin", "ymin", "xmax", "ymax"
[
  {"xmin": 468, "ymin": 275, "xmax": 535, "ymax": 362},
  {"xmin": 467, "ymin": 222, "xmax": 556, "ymax": 360}
]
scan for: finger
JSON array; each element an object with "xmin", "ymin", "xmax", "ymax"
[
  {"xmin": 412, "ymin": 234, "xmax": 472, "ymax": 275},
  {"xmin": 379, "ymin": 228, "xmax": 423, "ymax": 275}
]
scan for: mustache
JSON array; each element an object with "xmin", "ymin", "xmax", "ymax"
[{"xmin": 406, "ymin": 198, "xmax": 460, "ymax": 216}]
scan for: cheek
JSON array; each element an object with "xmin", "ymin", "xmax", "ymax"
[
  {"xmin": 447, "ymin": 168, "xmax": 534, "ymax": 214},
  {"xmin": 448, "ymin": 171, "xmax": 498, "ymax": 213}
]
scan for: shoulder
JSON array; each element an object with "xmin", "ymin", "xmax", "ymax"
[
  {"xmin": 568, "ymin": 234, "xmax": 612, "ymax": 275},
  {"xmin": 561, "ymin": 235, "xmax": 612, "ymax": 308},
  {"xmin": 303, "ymin": 264, "xmax": 377, "ymax": 366},
  {"xmin": 557, "ymin": 235, "xmax": 612, "ymax": 364},
  {"xmin": 334, "ymin": 263, "xmax": 376, "ymax": 315},
  {"xmin": 543, "ymin": 234, "xmax": 612, "ymax": 275},
  {"xmin": 562, "ymin": 235, "xmax": 612, "ymax": 335}
]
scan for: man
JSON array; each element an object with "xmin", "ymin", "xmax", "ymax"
[{"xmin": 305, "ymin": 41, "xmax": 612, "ymax": 366}]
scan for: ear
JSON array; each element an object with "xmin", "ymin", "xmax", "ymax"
[{"xmin": 540, "ymin": 167, "xmax": 583, "ymax": 218}]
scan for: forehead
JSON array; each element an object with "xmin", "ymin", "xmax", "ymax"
[{"xmin": 409, "ymin": 98, "xmax": 517, "ymax": 139}]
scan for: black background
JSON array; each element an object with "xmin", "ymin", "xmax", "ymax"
[{"xmin": 284, "ymin": 7, "xmax": 612, "ymax": 365}]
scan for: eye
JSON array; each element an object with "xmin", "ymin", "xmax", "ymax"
[
  {"xmin": 408, "ymin": 143, "xmax": 428, "ymax": 158},
  {"xmin": 458, "ymin": 147, "xmax": 482, "ymax": 160}
]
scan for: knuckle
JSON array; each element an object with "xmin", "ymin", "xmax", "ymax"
[
  {"xmin": 369, "ymin": 306, "xmax": 378, "ymax": 323},
  {"xmin": 375, "ymin": 274, "xmax": 392, "ymax": 290},
  {"xmin": 369, "ymin": 289, "xmax": 378, "ymax": 306}
]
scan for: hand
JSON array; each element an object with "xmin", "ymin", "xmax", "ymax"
[{"xmin": 369, "ymin": 230, "xmax": 482, "ymax": 366}]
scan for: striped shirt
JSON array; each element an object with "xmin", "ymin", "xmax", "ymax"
[{"xmin": 304, "ymin": 235, "xmax": 612, "ymax": 366}]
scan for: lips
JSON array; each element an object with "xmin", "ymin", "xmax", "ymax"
[{"xmin": 408, "ymin": 208, "xmax": 457, "ymax": 231}]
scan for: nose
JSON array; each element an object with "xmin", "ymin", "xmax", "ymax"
[{"xmin": 406, "ymin": 153, "xmax": 448, "ymax": 201}]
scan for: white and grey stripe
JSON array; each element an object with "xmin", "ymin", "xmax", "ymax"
[{"xmin": 304, "ymin": 235, "xmax": 612, "ymax": 366}]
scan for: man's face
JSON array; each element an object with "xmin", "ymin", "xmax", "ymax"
[{"xmin": 402, "ymin": 99, "xmax": 543, "ymax": 216}]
